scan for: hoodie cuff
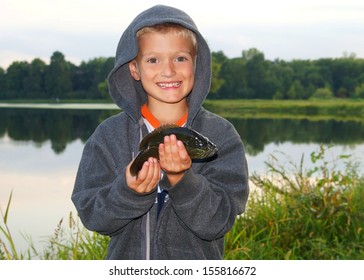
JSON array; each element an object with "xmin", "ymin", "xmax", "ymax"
[
  {"xmin": 113, "ymin": 170, "xmax": 157, "ymax": 207},
  {"xmin": 160, "ymin": 168, "xmax": 203, "ymax": 206}
]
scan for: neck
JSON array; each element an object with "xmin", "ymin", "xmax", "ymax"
[{"xmin": 147, "ymin": 102, "xmax": 188, "ymax": 126}]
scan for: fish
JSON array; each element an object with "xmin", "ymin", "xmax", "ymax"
[{"xmin": 130, "ymin": 124, "xmax": 218, "ymax": 176}]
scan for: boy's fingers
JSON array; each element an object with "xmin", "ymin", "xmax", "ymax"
[
  {"xmin": 158, "ymin": 134, "xmax": 191, "ymax": 174},
  {"xmin": 127, "ymin": 158, "xmax": 160, "ymax": 193},
  {"xmin": 177, "ymin": 140, "xmax": 191, "ymax": 165}
]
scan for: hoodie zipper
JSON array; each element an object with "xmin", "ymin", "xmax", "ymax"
[{"xmin": 137, "ymin": 120, "xmax": 152, "ymax": 260}]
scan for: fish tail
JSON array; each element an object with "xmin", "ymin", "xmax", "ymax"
[
  {"xmin": 130, "ymin": 147, "xmax": 159, "ymax": 176},
  {"xmin": 130, "ymin": 151, "xmax": 144, "ymax": 176}
]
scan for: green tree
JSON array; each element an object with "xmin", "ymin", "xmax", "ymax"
[
  {"xmin": 287, "ymin": 80, "xmax": 304, "ymax": 99},
  {"xmin": 243, "ymin": 48, "xmax": 270, "ymax": 98},
  {"xmin": 337, "ymin": 87, "xmax": 349, "ymax": 98},
  {"xmin": 212, "ymin": 51, "xmax": 228, "ymax": 64},
  {"xmin": 0, "ymin": 67, "xmax": 5, "ymax": 99},
  {"xmin": 271, "ymin": 60, "xmax": 294, "ymax": 99},
  {"xmin": 315, "ymin": 58, "xmax": 334, "ymax": 88},
  {"xmin": 2, "ymin": 61, "xmax": 30, "ymax": 99},
  {"xmin": 44, "ymin": 51, "xmax": 72, "ymax": 99},
  {"xmin": 97, "ymin": 80, "xmax": 110, "ymax": 99},
  {"xmin": 218, "ymin": 57, "xmax": 249, "ymax": 99},
  {"xmin": 331, "ymin": 57, "xmax": 364, "ymax": 97},
  {"xmin": 71, "ymin": 57, "xmax": 114, "ymax": 99},
  {"xmin": 210, "ymin": 53, "xmax": 225, "ymax": 95},
  {"xmin": 25, "ymin": 58, "xmax": 47, "ymax": 99}
]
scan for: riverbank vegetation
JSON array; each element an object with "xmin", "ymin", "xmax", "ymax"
[
  {"xmin": 1, "ymin": 49, "xmax": 364, "ymax": 101},
  {"xmin": 1, "ymin": 146, "xmax": 363, "ymax": 260},
  {"xmin": 2, "ymin": 98, "xmax": 364, "ymax": 121},
  {"xmin": 225, "ymin": 146, "xmax": 364, "ymax": 259},
  {"xmin": 203, "ymin": 99, "xmax": 364, "ymax": 122}
]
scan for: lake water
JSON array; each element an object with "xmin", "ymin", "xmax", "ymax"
[{"xmin": 1, "ymin": 105, "xmax": 364, "ymax": 255}]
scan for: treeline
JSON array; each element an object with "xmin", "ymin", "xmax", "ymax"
[
  {"xmin": 210, "ymin": 49, "xmax": 364, "ymax": 99},
  {"xmin": 1, "ymin": 48, "xmax": 364, "ymax": 100},
  {"xmin": 0, "ymin": 51, "xmax": 114, "ymax": 100}
]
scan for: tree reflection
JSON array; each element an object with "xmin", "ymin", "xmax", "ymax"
[
  {"xmin": 1, "ymin": 108, "xmax": 363, "ymax": 155},
  {"xmin": 230, "ymin": 118, "xmax": 364, "ymax": 156},
  {"xmin": 0, "ymin": 108, "xmax": 120, "ymax": 153}
]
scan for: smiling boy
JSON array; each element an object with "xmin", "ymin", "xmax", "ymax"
[
  {"xmin": 72, "ymin": 5, "xmax": 249, "ymax": 260},
  {"xmin": 127, "ymin": 23, "xmax": 197, "ymax": 188}
]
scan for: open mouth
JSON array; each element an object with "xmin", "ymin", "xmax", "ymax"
[{"xmin": 157, "ymin": 82, "xmax": 181, "ymax": 89}]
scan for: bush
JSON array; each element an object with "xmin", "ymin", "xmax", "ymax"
[
  {"xmin": 311, "ymin": 88, "xmax": 334, "ymax": 99},
  {"xmin": 353, "ymin": 84, "xmax": 364, "ymax": 99}
]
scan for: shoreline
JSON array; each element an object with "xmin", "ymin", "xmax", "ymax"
[{"xmin": 0, "ymin": 103, "xmax": 119, "ymax": 110}]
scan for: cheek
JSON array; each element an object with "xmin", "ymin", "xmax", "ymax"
[
  {"xmin": 182, "ymin": 64, "xmax": 195, "ymax": 80},
  {"xmin": 186, "ymin": 69, "xmax": 195, "ymax": 86},
  {"xmin": 140, "ymin": 67, "xmax": 159, "ymax": 80}
]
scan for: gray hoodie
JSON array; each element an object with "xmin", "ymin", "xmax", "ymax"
[{"xmin": 72, "ymin": 5, "xmax": 249, "ymax": 260}]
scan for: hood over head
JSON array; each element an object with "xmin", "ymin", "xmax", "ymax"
[{"xmin": 107, "ymin": 5, "xmax": 211, "ymax": 126}]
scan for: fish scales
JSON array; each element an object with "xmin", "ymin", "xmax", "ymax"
[{"xmin": 130, "ymin": 124, "xmax": 218, "ymax": 176}]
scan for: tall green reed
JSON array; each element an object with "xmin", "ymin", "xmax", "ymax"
[
  {"xmin": 225, "ymin": 145, "xmax": 364, "ymax": 259},
  {"xmin": 41, "ymin": 211, "xmax": 109, "ymax": 260},
  {"xmin": 0, "ymin": 190, "xmax": 19, "ymax": 260},
  {"xmin": 1, "ymin": 194, "xmax": 109, "ymax": 260}
]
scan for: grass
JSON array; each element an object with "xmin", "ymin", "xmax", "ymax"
[
  {"xmin": 1, "ymin": 145, "xmax": 364, "ymax": 259},
  {"xmin": 203, "ymin": 99, "xmax": 364, "ymax": 122},
  {"xmin": 1, "ymin": 208, "xmax": 110, "ymax": 260},
  {"xmin": 224, "ymin": 145, "xmax": 364, "ymax": 259},
  {"xmin": 41, "ymin": 212, "xmax": 110, "ymax": 260}
]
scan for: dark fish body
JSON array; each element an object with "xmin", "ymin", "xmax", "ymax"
[{"xmin": 130, "ymin": 124, "xmax": 218, "ymax": 176}]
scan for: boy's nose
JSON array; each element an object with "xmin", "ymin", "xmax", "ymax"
[{"xmin": 161, "ymin": 61, "xmax": 176, "ymax": 77}]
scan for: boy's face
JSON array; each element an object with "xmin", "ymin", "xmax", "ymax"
[{"xmin": 129, "ymin": 30, "xmax": 195, "ymax": 106}]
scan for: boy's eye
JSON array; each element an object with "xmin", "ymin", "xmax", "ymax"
[
  {"xmin": 147, "ymin": 58, "xmax": 158, "ymax": 63},
  {"xmin": 175, "ymin": 56, "xmax": 188, "ymax": 62}
]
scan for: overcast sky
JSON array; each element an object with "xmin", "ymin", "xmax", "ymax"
[{"xmin": 1, "ymin": 0, "xmax": 363, "ymax": 69}]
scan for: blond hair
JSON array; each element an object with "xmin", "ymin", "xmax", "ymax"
[{"xmin": 136, "ymin": 23, "xmax": 198, "ymax": 56}]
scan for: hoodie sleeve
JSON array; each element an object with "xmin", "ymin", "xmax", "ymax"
[
  {"xmin": 159, "ymin": 116, "xmax": 249, "ymax": 241},
  {"xmin": 71, "ymin": 122, "xmax": 156, "ymax": 236}
]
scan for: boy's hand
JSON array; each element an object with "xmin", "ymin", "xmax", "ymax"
[
  {"xmin": 158, "ymin": 134, "xmax": 192, "ymax": 186},
  {"xmin": 126, "ymin": 157, "xmax": 161, "ymax": 193}
]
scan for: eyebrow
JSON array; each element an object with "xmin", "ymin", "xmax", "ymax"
[{"xmin": 139, "ymin": 50, "xmax": 194, "ymax": 57}]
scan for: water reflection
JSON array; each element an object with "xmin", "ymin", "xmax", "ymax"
[
  {"xmin": 1, "ymin": 108, "xmax": 364, "ymax": 155},
  {"xmin": 230, "ymin": 118, "xmax": 364, "ymax": 156},
  {"xmin": 0, "ymin": 108, "xmax": 120, "ymax": 153}
]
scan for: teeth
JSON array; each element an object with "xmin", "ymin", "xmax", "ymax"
[{"xmin": 157, "ymin": 82, "xmax": 181, "ymax": 88}]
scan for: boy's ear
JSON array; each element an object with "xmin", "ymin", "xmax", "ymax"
[{"xmin": 129, "ymin": 61, "xmax": 141, "ymax": 81}]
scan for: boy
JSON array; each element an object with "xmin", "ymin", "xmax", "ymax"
[{"xmin": 72, "ymin": 5, "xmax": 249, "ymax": 260}]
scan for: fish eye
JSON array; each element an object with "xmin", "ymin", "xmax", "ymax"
[{"xmin": 197, "ymin": 141, "xmax": 204, "ymax": 148}]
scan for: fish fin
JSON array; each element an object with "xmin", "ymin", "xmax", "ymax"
[
  {"xmin": 156, "ymin": 123, "xmax": 180, "ymax": 131},
  {"xmin": 139, "ymin": 123, "xmax": 179, "ymax": 150}
]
